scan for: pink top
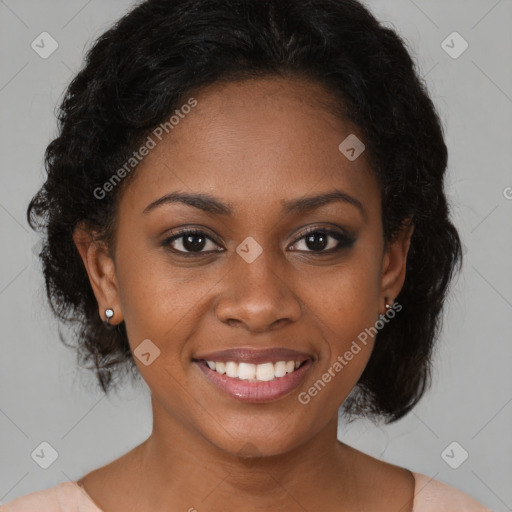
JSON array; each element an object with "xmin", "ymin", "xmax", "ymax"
[{"xmin": 0, "ymin": 472, "xmax": 492, "ymax": 511}]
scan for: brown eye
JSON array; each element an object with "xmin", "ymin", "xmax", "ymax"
[
  {"xmin": 289, "ymin": 227, "xmax": 356, "ymax": 253},
  {"xmin": 161, "ymin": 229, "xmax": 222, "ymax": 254}
]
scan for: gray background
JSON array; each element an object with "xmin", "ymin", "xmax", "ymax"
[{"xmin": 1, "ymin": 0, "xmax": 511, "ymax": 510}]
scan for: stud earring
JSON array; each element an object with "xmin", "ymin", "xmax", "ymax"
[
  {"xmin": 105, "ymin": 308, "xmax": 114, "ymax": 325},
  {"xmin": 384, "ymin": 298, "xmax": 393, "ymax": 315}
]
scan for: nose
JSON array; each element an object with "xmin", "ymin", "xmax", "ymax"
[{"xmin": 215, "ymin": 248, "xmax": 302, "ymax": 332}]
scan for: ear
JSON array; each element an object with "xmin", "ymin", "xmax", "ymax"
[
  {"xmin": 73, "ymin": 222, "xmax": 123, "ymax": 325},
  {"xmin": 379, "ymin": 218, "xmax": 414, "ymax": 314}
]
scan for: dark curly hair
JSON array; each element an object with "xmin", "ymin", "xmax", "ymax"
[{"xmin": 27, "ymin": 0, "xmax": 462, "ymax": 423}]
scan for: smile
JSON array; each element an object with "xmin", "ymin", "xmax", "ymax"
[
  {"xmin": 204, "ymin": 360, "xmax": 304, "ymax": 381},
  {"xmin": 193, "ymin": 359, "xmax": 313, "ymax": 403}
]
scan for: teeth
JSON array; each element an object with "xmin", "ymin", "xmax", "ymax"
[
  {"xmin": 225, "ymin": 361, "xmax": 238, "ymax": 378},
  {"xmin": 274, "ymin": 361, "xmax": 287, "ymax": 378},
  {"xmin": 256, "ymin": 362, "xmax": 274, "ymax": 381},
  {"xmin": 238, "ymin": 362, "xmax": 256, "ymax": 380},
  {"xmin": 204, "ymin": 360, "xmax": 305, "ymax": 381}
]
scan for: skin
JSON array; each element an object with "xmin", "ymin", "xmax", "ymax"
[{"xmin": 73, "ymin": 76, "xmax": 415, "ymax": 512}]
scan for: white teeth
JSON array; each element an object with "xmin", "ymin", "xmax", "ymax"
[
  {"xmin": 204, "ymin": 360, "xmax": 305, "ymax": 381},
  {"xmin": 238, "ymin": 362, "xmax": 256, "ymax": 380},
  {"xmin": 274, "ymin": 361, "xmax": 287, "ymax": 378},
  {"xmin": 225, "ymin": 361, "xmax": 238, "ymax": 378},
  {"xmin": 256, "ymin": 362, "xmax": 275, "ymax": 381}
]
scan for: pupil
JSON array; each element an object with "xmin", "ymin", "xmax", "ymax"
[
  {"xmin": 184, "ymin": 234, "xmax": 205, "ymax": 251},
  {"xmin": 306, "ymin": 232, "xmax": 327, "ymax": 251}
]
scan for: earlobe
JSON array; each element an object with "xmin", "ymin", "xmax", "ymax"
[{"xmin": 72, "ymin": 224, "xmax": 123, "ymax": 325}]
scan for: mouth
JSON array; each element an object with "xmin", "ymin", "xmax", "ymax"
[
  {"xmin": 193, "ymin": 358, "xmax": 309, "ymax": 381},
  {"xmin": 192, "ymin": 356, "xmax": 314, "ymax": 403}
]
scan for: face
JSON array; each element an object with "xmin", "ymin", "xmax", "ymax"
[{"xmin": 75, "ymin": 77, "xmax": 412, "ymax": 458}]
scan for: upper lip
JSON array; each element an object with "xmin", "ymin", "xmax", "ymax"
[{"xmin": 193, "ymin": 347, "xmax": 314, "ymax": 365}]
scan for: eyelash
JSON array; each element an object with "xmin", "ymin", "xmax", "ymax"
[{"xmin": 161, "ymin": 226, "xmax": 356, "ymax": 256}]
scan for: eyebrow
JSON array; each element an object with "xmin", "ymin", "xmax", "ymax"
[{"xmin": 142, "ymin": 189, "xmax": 366, "ymax": 220}]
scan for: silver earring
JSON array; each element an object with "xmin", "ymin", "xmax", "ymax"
[
  {"xmin": 105, "ymin": 308, "xmax": 114, "ymax": 325},
  {"xmin": 384, "ymin": 298, "xmax": 393, "ymax": 315}
]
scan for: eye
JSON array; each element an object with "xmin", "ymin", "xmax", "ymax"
[
  {"xmin": 161, "ymin": 229, "xmax": 223, "ymax": 255},
  {"xmin": 161, "ymin": 226, "xmax": 355, "ymax": 256},
  {"xmin": 288, "ymin": 226, "xmax": 355, "ymax": 253}
]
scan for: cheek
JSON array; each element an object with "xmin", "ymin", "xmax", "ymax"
[
  {"xmin": 303, "ymin": 251, "xmax": 382, "ymax": 392},
  {"xmin": 304, "ymin": 286, "xmax": 377, "ymax": 411},
  {"xmin": 307, "ymin": 254, "xmax": 381, "ymax": 334},
  {"xmin": 114, "ymin": 248, "xmax": 220, "ymax": 371},
  {"xmin": 115, "ymin": 238, "xmax": 180, "ymax": 321}
]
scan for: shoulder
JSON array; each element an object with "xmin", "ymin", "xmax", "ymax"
[
  {"xmin": 0, "ymin": 481, "xmax": 101, "ymax": 512},
  {"xmin": 1, "ymin": 484, "xmax": 62, "ymax": 512},
  {"xmin": 412, "ymin": 472, "xmax": 492, "ymax": 511}
]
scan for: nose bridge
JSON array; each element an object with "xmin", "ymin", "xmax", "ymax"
[
  {"xmin": 237, "ymin": 240, "xmax": 281, "ymax": 292},
  {"xmin": 215, "ymin": 239, "xmax": 301, "ymax": 330}
]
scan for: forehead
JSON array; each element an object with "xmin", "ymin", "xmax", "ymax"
[{"xmin": 118, "ymin": 76, "xmax": 379, "ymax": 220}]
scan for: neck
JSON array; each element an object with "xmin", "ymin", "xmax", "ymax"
[{"xmin": 133, "ymin": 398, "xmax": 359, "ymax": 511}]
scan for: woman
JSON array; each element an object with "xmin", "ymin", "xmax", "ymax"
[{"xmin": 2, "ymin": 0, "xmax": 491, "ymax": 510}]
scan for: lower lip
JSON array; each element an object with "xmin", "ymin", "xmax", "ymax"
[{"xmin": 194, "ymin": 359, "xmax": 313, "ymax": 403}]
